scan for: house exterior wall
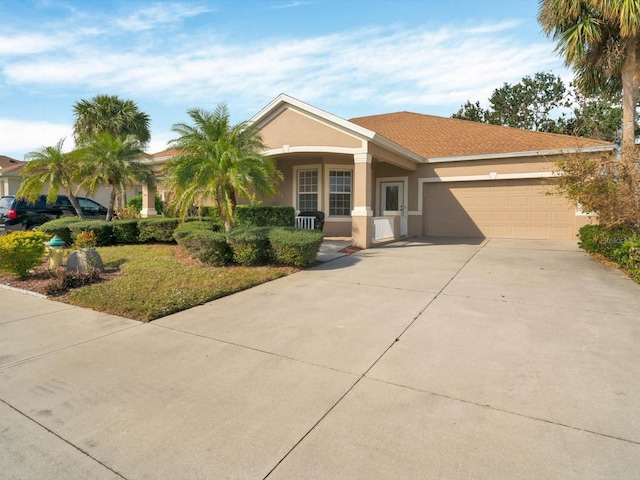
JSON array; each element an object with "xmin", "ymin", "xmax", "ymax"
[
  {"xmin": 251, "ymin": 97, "xmax": 610, "ymax": 245},
  {"xmin": 260, "ymin": 109, "xmax": 362, "ymax": 150},
  {"xmin": 0, "ymin": 176, "xmax": 22, "ymax": 197}
]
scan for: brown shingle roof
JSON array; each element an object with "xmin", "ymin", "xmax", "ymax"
[
  {"xmin": 151, "ymin": 148, "xmax": 182, "ymax": 158},
  {"xmin": 0, "ymin": 155, "xmax": 26, "ymax": 174},
  {"xmin": 349, "ymin": 112, "xmax": 613, "ymax": 159}
]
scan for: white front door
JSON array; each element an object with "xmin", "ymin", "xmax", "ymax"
[{"xmin": 380, "ymin": 181, "xmax": 407, "ymax": 236}]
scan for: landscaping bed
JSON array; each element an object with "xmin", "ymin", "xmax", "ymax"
[{"xmin": 1, "ymin": 244, "xmax": 297, "ymax": 322}]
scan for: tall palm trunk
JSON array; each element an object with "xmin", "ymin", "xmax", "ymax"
[
  {"xmin": 107, "ymin": 188, "xmax": 117, "ymax": 221},
  {"xmin": 621, "ymin": 37, "xmax": 640, "ymax": 155},
  {"xmin": 67, "ymin": 192, "xmax": 85, "ymax": 219}
]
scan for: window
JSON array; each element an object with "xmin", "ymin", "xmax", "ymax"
[
  {"xmin": 329, "ymin": 170, "xmax": 352, "ymax": 216},
  {"xmin": 297, "ymin": 169, "xmax": 318, "ymax": 211}
]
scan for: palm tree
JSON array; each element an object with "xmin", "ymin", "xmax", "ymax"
[
  {"xmin": 163, "ymin": 104, "xmax": 282, "ymax": 230},
  {"xmin": 17, "ymin": 139, "xmax": 86, "ymax": 218},
  {"xmin": 79, "ymin": 133, "xmax": 154, "ymax": 220},
  {"xmin": 538, "ymin": 0, "xmax": 640, "ymax": 153},
  {"xmin": 73, "ymin": 94, "xmax": 151, "ymax": 146}
]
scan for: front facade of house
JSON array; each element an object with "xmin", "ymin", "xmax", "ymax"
[{"xmin": 145, "ymin": 94, "xmax": 614, "ymax": 248}]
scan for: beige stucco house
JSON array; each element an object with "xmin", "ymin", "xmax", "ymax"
[
  {"xmin": 0, "ymin": 156, "xmax": 26, "ymax": 197},
  {"xmin": 144, "ymin": 94, "xmax": 614, "ymax": 248}
]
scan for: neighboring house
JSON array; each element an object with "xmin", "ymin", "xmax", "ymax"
[
  {"xmin": 0, "ymin": 154, "xmax": 135, "ymax": 210},
  {"xmin": 144, "ymin": 94, "xmax": 616, "ymax": 248},
  {"xmin": 0, "ymin": 155, "xmax": 26, "ymax": 197}
]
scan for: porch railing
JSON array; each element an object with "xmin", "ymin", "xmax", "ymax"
[{"xmin": 295, "ymin": 216, "xmax": 315, "ymax": 230}]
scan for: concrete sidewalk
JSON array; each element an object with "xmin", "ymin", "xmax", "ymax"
[{"xmin": 1, "ymin": 238, "xmax": 639, "ymax": 479}]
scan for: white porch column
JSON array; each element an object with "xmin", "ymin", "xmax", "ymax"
[
  {"xmin": 352, "ymin": 153, "xmax": 373, "ymax": 249},
  {"xmin": 140, "ymin": 182, "xmax": 158, "ymax": 218}
]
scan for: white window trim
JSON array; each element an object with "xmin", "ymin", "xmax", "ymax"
[
  {"xmin": 323, "ymin": 164, "xmax": 354, "ymax": 222},
  {"xmin": 293, "ymin": 164, "xmax": 322, "ymax": 214}
]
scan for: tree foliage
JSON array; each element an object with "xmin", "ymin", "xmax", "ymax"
[
  {"xmin": 453, "ymin": 72, "xmax": 569, "ymax": 133},
  {"xmin": 73, "ymin": 94, "xmax": 151, "ymax": 146},
  {"xmin": 538, "ymin": 0, "xmax": 640, "ymax": 153},
  {"xmin": 17, "ymin": 139, "xmax": 86, "ymax": 218},
  {"xmin": 163, "ymin": 104, "xmax": 283, "ymax": 231},
  {"xmin": 554, "ymin": 150, "xmax": 640, "ymax": 228},
  {"xmin": 77, "ymin": 133, "xmax": 154, "ymax": 221},
  {"xmin": 451, "ymin": 71, "xmax": 631, "ymax": 143}
]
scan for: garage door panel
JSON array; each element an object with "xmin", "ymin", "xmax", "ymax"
[{"xmin": 424, "ymin": 180, "xmax": 575, "ymax": 240}]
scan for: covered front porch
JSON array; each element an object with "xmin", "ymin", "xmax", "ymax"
[{"xmin": 251, "ymin": 94, "xmax": 422, "ymax": 249}]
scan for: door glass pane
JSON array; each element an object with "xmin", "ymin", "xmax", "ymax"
[{"xmin": 385, "ymin": 186, "xmax": 399, "ymax": 211}]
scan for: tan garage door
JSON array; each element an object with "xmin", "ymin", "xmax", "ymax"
[{"xmin": 423, "ymin": 179, "xmax": 576, "ymax": 239}]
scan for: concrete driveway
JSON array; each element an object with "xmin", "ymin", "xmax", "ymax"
[{"xmin": 1, "ymin": 238, "xmax": 639, "ymax": 479}]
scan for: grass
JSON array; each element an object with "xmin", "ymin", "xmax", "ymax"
[{"xmin": 63, "ymin": 244, "xmax": 295, "ymax": 322}]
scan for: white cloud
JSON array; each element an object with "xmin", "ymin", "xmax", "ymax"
[
  {"xmin": 2, "ymin": 20, "xmax": 562, "ymax": 115},
  {"xmin": 0, "ymin": 33, "xmax": 70, "ymax": 56},
  {"xmin": 0, "ymin": 119, "xmax": 73, "ymax": 159},
  {"xmin": 271, "ymin": 1, "xmax": 316, "ymax": 9},
  {"xmin": 112, "ymin": 2, "xmax": 212, "ymax": 31}
]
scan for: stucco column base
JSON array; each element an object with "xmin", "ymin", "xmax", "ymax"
[
  {"xmin": 352, "ymin": 214, "xmax": 373, "ymax": 249},
  {"xmin": 141, "ymin": 182, "xmax": 158, "ymax": 218}
]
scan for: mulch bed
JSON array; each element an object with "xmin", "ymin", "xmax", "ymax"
[{"xmin": 0, "ymin": 259, "xmax": 121, "ymax": 297}]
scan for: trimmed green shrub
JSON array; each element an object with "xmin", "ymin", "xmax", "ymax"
[
  {"xmin": 577, "ymin": 224, "xmax": 601, "ymax": 254},
  {"xmin": 226, "ymin": 227, "xmax": 271, "ymax": 266},
  {"xmin": 138, "ymin": 218, "xmax": 180, "ymax": 243},
  {"xmin": 0, "ymin": 231, "xmax": 50, "ymax": 278},
  {"xmin": 578, "ymin": 225, "xmax": 637, "ymax": 259},
  {"xmin": 615, "ymin": 238, "xmax": 640, "ymax": 281},
  {"xmin": 176, "ymin": 229, "xmax": 232, "ymax": 266},
  {"xmin": 578, "ymin": 224, "xmax": 640, "ymax": 284},
  {"xmin": 268, "ymin": 227, "xmax": 323, "ymax": 267},
  {"xmin": 126, "ymin": 193, "xmax": 164, "ymax": 215},
  {"xmin": 173, "ymin": 220, "xmax": 218, "ymax": 241},
  {"xmin": 112, "ymin": 219, "xmax": 140, "ymax": 244},
  {"xmin": 234, "ymin": 205, "xmax": 295, "ymax": 227},
  {"xmin": 39, "ymin": 217, "xmax": 82, "ymax": 245},
  {"xmin": 69, "ymin": 220, "xmax": 114, "ymax": 246}
]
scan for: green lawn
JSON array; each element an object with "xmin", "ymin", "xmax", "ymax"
[{"xmin": 64, "ymin": 244, "xmax": 294, "ymax": 322}]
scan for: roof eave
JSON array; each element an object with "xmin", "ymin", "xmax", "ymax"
[
  {"xmin": 424, "ymin": 144, "xmax": 615, "ymax": 163},
  {"xmin": 370, "ymin": 133, "xmax": 424, "ymax": 164}
]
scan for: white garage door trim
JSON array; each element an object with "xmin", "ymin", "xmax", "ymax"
[{"xmin": 409, "ymin": 172, "xmax": 556, "ymax": 215}]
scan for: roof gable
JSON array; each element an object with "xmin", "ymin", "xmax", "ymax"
[
  {"xmin": 349, "ymin": 112, "xmax": 614, "ymax": 159},
  {"xmin": 0, "ymin": 155, "xmax": 26, "ymax": 174}
]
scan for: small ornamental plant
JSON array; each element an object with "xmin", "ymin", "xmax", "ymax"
[
  {"xmin": 0, "ymin": 231, "xmax": 50, "ymax": 278},
  {"xmin": 73, "ymin": 230, "xmax": 98, "ymax": 250}
]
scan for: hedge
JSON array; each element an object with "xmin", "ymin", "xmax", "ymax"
[
  {"xmin": 226, "ymin": 227, "xmax": 271, "ymax": 266},
  {"xmin": 173, "ymin": 220, "xmax": 219, "ymax": 241},
  {"xmin": 268, "ymin": 227, "xmax": 323, "ymax": 267},
  {"xmin": 39, "ymin": 217, "xmax": 82, "ymax": 245},
  {"xmin": 112, "ymin": 219, "xmax": 140, "ymax": 244},
  {"xmin": 138, "ymin": 218, "xmax": 180, "ymax": 243},
  {"xmin": 578, "ymin": 224, "xmax": 640, "ymax": 283},
  {"xmin": 176, "ymin": 229, "xmax": 232, "ymax": 266},
  {"xmin": 234, "ymin": 205, "xmax": 296, "ymax": 227},
  {"xmin": 69, "ymin": 220, "xmax": 114, "ymax": 246}
]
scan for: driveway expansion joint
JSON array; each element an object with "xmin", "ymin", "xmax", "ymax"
[
  {"xmin": 363, "ymin": 376, "xmax": 640, "ymax": 447},
  {"xmin": 0, "ymin": 323, "xmax": 142, "ymax": 370},
  {"xmin": 0, "ymin": 397, "xmax": 129, "ymax": 479}
]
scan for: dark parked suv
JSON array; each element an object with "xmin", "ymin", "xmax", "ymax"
[{"xmin": 0, "ymin": 195, "xmax": 107, "ymax": 233}]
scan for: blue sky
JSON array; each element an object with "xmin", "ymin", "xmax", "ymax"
[{"xmin": 0, "ymin": 0, "xmax": 570, "ymax": 159}]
